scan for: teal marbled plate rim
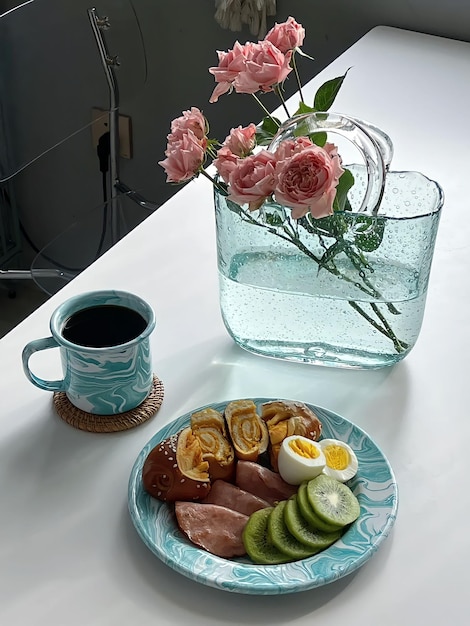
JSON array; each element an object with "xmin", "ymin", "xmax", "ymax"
[{"xmin": 128, "ymin": 398, "xmax": 398, "ymax": 595}]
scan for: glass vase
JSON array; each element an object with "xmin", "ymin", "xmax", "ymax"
[{"xmin": 214, "ymin": 114, "xmax": 444, "ymax": 369}]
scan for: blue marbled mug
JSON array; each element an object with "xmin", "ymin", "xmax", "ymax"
[{"xmin": 22, "ymin": 290, "xmax": 156, "ymax": 415}]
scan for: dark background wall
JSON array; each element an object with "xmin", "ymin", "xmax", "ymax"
[{"xmin": 1, "ymin": 0, "xmax": 469, "ymax": 270}]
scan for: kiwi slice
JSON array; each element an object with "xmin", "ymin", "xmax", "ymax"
[
  {"xmin": 284, "ymin": 496, "xmax": 342, "ymax": 550},
  {"xmin": 267, "ymin": 501, "xmax": 319, "ymax": 560},
  {"xmin": 307, "ymin": 474, "xmax": 360, "ymax": 527},
  {"xmin": 242, "ymin": 507, "xmax": 292, "ymax": 565},
  {"xmin": 297, "ymin": 481, "xmax": 343, "ymax": 533}
]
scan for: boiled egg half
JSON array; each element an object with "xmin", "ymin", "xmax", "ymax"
[
  {"xmin": 319, "ymin": 438, "xmax": 358, "ymax": 482},
  {"xmin": 277, "ymin": 435, "xmax": 326, "ymax": 485}
]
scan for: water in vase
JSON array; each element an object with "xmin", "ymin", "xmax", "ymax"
[{"xmin": 219, "ymin": 251, "xmax": 427, "ymax": 369}]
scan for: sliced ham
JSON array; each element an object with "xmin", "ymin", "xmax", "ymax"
[
  {"xmin": 201, "ymin": 479, "xmax": 270, "ymax": 516},
  {"xmin": 235, "ymin": 460, "xmax": 297, "ymax": 505},
  {"xmin": 174, "ymin": 501, "xmax": 248, "ymax": 558}
]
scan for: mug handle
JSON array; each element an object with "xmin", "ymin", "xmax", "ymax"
[{"xmin": 22, "ymin": 337, "xmax": 66, "ymax": 392}]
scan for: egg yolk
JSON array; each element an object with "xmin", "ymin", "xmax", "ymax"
[
  {"xmin": 289, "ymin": 438, "xmax": 320, "ymax": 459},
  {"xmin": 323, "ymin": 444, "xmax": 350, "ymax": 470}
]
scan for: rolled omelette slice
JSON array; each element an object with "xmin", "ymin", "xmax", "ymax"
[
  {"xmin": 190, "ymin": 406, "xmax": 236, "ymax": 481},
  {"xmin": 224, "ymin": 399, "xmax": 269, "ymax": 462}
]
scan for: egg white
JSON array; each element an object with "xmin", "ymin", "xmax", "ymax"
[
  {"xmin": 277, "ymin": 435, "xmax": 326, "ymax": 485},
  {"xmin": 319, "ymin": 438, "xmax": 358, "ymax": 482}
]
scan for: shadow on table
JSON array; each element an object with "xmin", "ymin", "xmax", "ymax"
[{"xmin": 154, "ymin": 336, "xmax": 411, "ymax": 450}]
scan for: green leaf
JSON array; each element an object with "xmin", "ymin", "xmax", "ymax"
[
  {"xmin": 353, "ymin": 216, "xmax": 385, "ymax": 252},
  {"xmin": 265, "ymin": 211, "xmax": 285, "ymax": 227},
  {"xmin": 290, "ymin": 104, "xmax": 326, "ymax": 145},
  {"xmin": 318, "ymin": 240, "xmax": 345, "ymax": 269},
  {"xmin": 293, "ymin": 101, "xmax": 315, "ymax": 116},
  {"xmin": 256, "ymin": 115, "xmax": 282, "ymax": 146},
  {"xmin": 333, "ymin": 168, "xmax": 355, "ymax": 213},
  {"xmin": 309, "ymin": 131, "xmax": 327, "ymax": 147},
  {"xmin": 226, "ymin": 198, "xmax": 244, "ymax": 215},
  {"xmin": 292, "ymin": 124, "xmax": 327, "ymax": 147},
  {"xmin": 313, "ymin": 69, "xmax": 350, "ymax": 112},
  {"xmin": 312, "ymin": 213, "xmax": 348, "ymax": 238}
]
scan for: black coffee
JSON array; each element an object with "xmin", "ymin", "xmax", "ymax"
[{"xmin": 62, "ymin": 304, "xmax": 147, "ymax": 348}]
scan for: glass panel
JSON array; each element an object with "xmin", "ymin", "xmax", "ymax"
[{"xmin": 0, "ymin": 0, "xmax": 147, "ymax": 181}]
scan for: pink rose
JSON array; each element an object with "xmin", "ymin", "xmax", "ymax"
[
  {"xmin": 274, "ymin": 136, "xmax": 314, "ymax": 161},
  {"xmin": 264, "ymin": 17, "xmax": 305, "ymax": 53},
  {"xmin": 170, "ymin": 107, "xmax": 207, "ymax": 142},
  {"xmin": 209, "ymin": 41, "xmax": 250, "ymax": 103},
  {"xmin": 227, "ymin": 150, "xmax": 277, "ymax": 211},
  {"xmin": 213, "ymin": 146, "xmax": 239, "ymax": 183},
  {"xmin": 223, "ymin": 123, "xmax": 257, "ymax": 157},
  {"xmin": 274, "ymin": 142, "xmax": 344, "ymax": 219},
  {"xmin": 234, "ymin": 41, "xmax": 292, "ymax": 94},
  {"xmin": 158, "ymin": 129, "xmax": 205, "ymax": 183}
]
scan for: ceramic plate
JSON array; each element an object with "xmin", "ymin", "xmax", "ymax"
[{"xmin": 128, "ymin": 399, "xmax": 398, "ymax": 595}]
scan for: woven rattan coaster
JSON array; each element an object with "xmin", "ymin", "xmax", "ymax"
[{"xmin": 53, "ymin": 375, "xmax": 164, "ymax": 433}]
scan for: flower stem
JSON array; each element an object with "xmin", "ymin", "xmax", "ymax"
[
  {"xmin": 370, "ymin": 303, "xmax": 409, "ymax": 351},
  {"xmin": 291, "ymin": 53, "xmax": 305, "ymax": 103},
  {"xmin": 275, "ymin": 85, "xmax": 291, "ymax": 118},
  {"xmin": 200, "ymin": 168, "xmax": 227, "ymax": 194},
  {"xmin": 251, "ymin": 94, "xmax": 280, "ymax": 126},
  {"xmin": 349, "ymin": 302, "xmax": 408, "ymax": 353},
  {"xmin": 232, "ymin": 202, "xmax": 408, "ymax": 353}
]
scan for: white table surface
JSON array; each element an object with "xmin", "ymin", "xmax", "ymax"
[{"xmin": 1, "ymin": 25, "xmax": 469, "ymax": 625}]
